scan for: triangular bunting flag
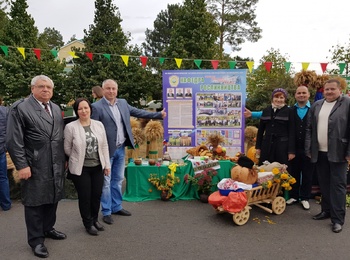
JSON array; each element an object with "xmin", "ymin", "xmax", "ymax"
[
  {"xmin": 228, "ymin": 61, "xmax": 237, "ymax": 69},
  {"xmin": 85, "ymin": 52, "xmax": 93, "ymax": 61},
  {"xmin": 194, "ymin": 59, "xmax": 202, "ymax": 69},
  {"xmin": 50, "ymin": 49, "xmax": 58, "ymax": 58},
  {"xmin": 0, "ymin": 45, "xmax": 9, "ymax": 56},
  {"xmin": 33, "ymin": 48, "xmax": 41, "ymax": 60},
  {"xmin": 264, "ymin": 62, "xmax": 273, "ymax": 73},
  {"xmin": 320, "ymin": 63, "xmax": 328, "ymax": 73},
  {"xmin": 17, "ymin": 47, "xmax": 25, "ymax": 59},
  {"xmin": 175, "ymin": 58, "xmax": 182, "ymax": 68},
  {"xmin": 246, "ymin": 61, "xmax": 254, "ymax": 73},
  {"xmin": 338, "ymin": 63, "xmax": 346, "ymax": 74},
  {"xmin": 159, "ymin": 57, "xmax": 165, "ymax": 65},
  {"xmin": 211, "ymin": 60, "xmax": 219, "ymax": 70},
  {"xmin": 68, "ymin": 51, "xmax": 79, "ymax": 58},
  {"xmin": 121, "ymin": 55, "xmax": 129, "ymax": 66},
  {"xmin": 284, "ymin": 62, "xmax": 291, "ymax": 73},
  {"xmin": 301, "ymin": 62, "xmax": 309, "ymax": 71},
  {"xmin": 140, "ymin": 56, "xmax": 148, "ymax": 68},
  {"xmin": 103, "ymin": 54, "xmax": 111, "ymax": 61}
]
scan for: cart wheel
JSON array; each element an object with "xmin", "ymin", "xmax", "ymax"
[
  {"xmin": 272, "ymin": 196, "xmax": 286, "ymax": 215},
  {"xmin": 233, "ymin": 206, "xmax": 250, "ymax": 226}
]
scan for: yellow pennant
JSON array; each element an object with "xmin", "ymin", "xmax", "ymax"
[
  {"xmin": 17, "ymin": 47, "xmax": 25, "ymax": 59},
  {"xmin": 301, "ymin": 62, "xmax": 310, "ymax": 71},
  {"xmin": 121, "ymin": 55, "xmax": 129, "ymax": 66},
  {"xmin": 68, "ymin": 51, "xmax": 79, "ymax": 58},
  {"xmin": 246, "ymin": 61, "xmax": 254, "ymax": 73},
  {"xmin": 175, "ymin": 58, "xmax": 182, "ymax": 68}
]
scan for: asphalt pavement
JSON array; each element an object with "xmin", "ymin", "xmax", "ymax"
[{"xmin": 1, "ymin": 196, "xmax": 349, "ymax": 260}]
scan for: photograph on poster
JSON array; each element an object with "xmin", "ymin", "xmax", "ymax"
[
  {"xmin": 176, "ymin": 88, "xmax": 184, "ymax": 97},
  {"xmin": 184, "ymin": 88, "xmax": 192, "ymax": 97},
  {"xmin": 167, "ymin": 88, "xmax": 175, "ymax": 98},
  {"xmin": 196, "ymin": 129, "xmax": 241, "ymax": 147},
  {"xmin": 168, "ymin": 129, "xmax": 193, "ymax": 147}
]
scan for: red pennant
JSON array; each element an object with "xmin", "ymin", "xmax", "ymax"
[
  {"xmin": 140, "ymin": 56, "xmax": 148, "ymax": 68},
  {"xmin": 320, "ymin": 63, "xmax": 328, "ymax": 73},
  {"xmin": 264, "ymin": 62, "xmax": 272, "ymax": 72},
  {"xmin": 85, "ymin": 52, "xmax": 93, "ymax": 61},
  {"xmin": 211, "ymin": 60, "xmax": 219, "ymax": 69},
  {"xmin": 33, "ymin": 48, "xmax": 41, "ymax": 60}
]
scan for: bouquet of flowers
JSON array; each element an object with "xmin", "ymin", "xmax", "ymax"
[
  {"xmin": 260, "ymin": 165, "xmax": 296, "ymax": 190},
  {"xmin": 184, "ymin": 168, "xmax": 218, "ymax": 194},
  {"xmin": 148, "ymin": 163, "xmax": 180, "ymax": 199}
]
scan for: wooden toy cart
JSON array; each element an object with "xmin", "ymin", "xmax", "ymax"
[{"xmin": 216, "ymin": 183, "xmax": 286, "ymax": 225}]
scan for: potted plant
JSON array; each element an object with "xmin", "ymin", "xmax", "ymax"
[
  {"xmin": 148, "ymin": 163, "xmax": 180, "ymax": 200},
  {"xmin": 184, "ymin": 168, "xmax": 218, "ymax": 202}
]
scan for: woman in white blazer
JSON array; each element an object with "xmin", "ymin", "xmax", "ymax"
[{"xmin": 64, "ymin": 98, "xmax": 110, "ymax": 236}]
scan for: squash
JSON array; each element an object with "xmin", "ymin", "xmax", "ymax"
[
  {"xmin": 230, "ymin": 165, "xmax": 258, "ymax": 185},
  {"xmin": 247, "ymin": 146, "xmax": 259, "ymax": 165}
]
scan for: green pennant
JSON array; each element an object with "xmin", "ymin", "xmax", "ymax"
[
  {"xmin": 228, "ymin": 61, "xmax": 237, "ymax": 69},
  {"xmin": 194, "ymin": 59, "xmax": 202, "ymax": 69},
  {"xmin": 50, "ymin": 49, "xmax": 58, "ymax": 58},
  {"xmin": 339, "ymin": 63, "xmax": 346, "ymax": 74},
  {"xmin": 284, "ymin": 62, "xmax": 291, "ymax": 73},
  {"xmin": 0, "ymin": 45, "xmax": 9, "ymax": 56},
  {"xmin": 103, "ymin": 54, "xmax": 111, "ymax": 61},
  {"xmin": 159, "ymin": 57, "xmax": 165, "ymax": 65}
]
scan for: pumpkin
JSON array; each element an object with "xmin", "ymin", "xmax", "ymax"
[
  {"xmin": 247, "ymin": 146, "xmax": 259, "ymax": 164},
  {"xmin": 230, "ymin": 165, "xmax": 258, "ymax": 184}
]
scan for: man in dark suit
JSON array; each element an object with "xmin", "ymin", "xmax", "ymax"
[
  {"xmin": 305, "ymin": 79, "xmax": 350, "ymax": 233},
  {"xmin": 6, "ymin": 75, "xmax": 66, "ymax": 258},
  {"xmin": 91, "ymin": 79, "xmax": 166, "ymax": 225}
]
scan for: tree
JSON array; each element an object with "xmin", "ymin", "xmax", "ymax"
[
  {"xmin": 66, "ymin": 0, "xmax": 159, "ymax": 106},
  {"xmin": 245, "ymin": 48, "xmax": 294, "ymax": 126},
  {"xmin": 165, "ymin": 0, "xmax": 220, "ymax": 69},
  {"xmin": 0, "ymin": 0, "xmax": 65, "ymax": 104},
  {"xmin": 206, "ymin": 0, "xmax": 262, "ymax": 56},
  {"xmin": 38, "ymin": 27, "xmax": 64, "ymax": 49},
  {"xmin": 328, "ymin": 36, "xmax": 350, "ymax": 76}
]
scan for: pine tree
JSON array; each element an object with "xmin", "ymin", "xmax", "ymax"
[{"xmin": 0, "ymin": 0, "xmax": 65, "ymax": 105}]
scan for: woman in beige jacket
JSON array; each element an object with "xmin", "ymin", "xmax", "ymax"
[{"xmin": 64, "ymin": 98, "xmax": 110, "ymax": 236}]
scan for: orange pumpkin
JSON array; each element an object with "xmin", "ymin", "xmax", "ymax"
[
  {"xmin": 247, "ymin": 146, "xmax": 259, "ymax": 164},
  {"xmin": 230, "ymin": 165, "xmax": 258, "ymax": 184}
]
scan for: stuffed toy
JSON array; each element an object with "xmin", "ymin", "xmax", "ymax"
[{"xmin": 230, "ymin": 156, "xmax": 258, "ymax": 184}]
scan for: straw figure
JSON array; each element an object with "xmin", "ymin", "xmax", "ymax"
[
  {"xmin": 144, "ymin": 120, "xmax": 164, "ymax": 160},
  {"xmin": 127, "ymin": 118, "xmax": 146, "ymax": 161},
  {"xmin": 310, "ymin": 74, "xmax": 330, "ymax": 101},
  {"xmin": 207, "ymin": 133, "xmax": 225, "ymax": 156},
  {"xmin": 244, "ymin": 126, "xmax": 258, "ymax": 154}
]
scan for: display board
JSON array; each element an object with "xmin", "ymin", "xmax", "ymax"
[{"xmin": 162, "ymin": 70, "xmax": 246, "ymax": 159}]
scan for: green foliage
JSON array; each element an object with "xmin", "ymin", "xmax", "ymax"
[
  {"xmin": 245, "ymin": 48, "xmax": 295, "ymax": 126},
  {"xmin": 0, "ymin": 0, "xmax": 65, "ymax": 105},
  {"xmin": 328, "ymin": 36, "xmax": 350, "ymax": 75},
  {"xmin": 207, "ymin": 0, "xmax": 262, "ymax": 55},
  {"xmin": 38, "ymin": 27, "xmax": 64, "ymax": 49}
]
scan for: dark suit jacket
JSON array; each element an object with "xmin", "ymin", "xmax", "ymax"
[
  {"xmin": 91, "ymin": 97, "xmax": 163, "ymax": 157},
  {"xmin": 305, "ymin": 96, "xmax": 350, "ymax": 163}
]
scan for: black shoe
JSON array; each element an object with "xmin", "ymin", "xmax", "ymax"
[
  {"xmin": 94, "ymin": 221, "xmax": 105, "ymax": 231},
  {"xmin": 312, "ymin": 211, "xmax": 331, "ymax": 220},
  {"xmin": 44, "ymin": 229, "xmax": 67, "ymax": 240},
  {"xmin": 32, "ymin": 243, "xmax": 49, "ymax": 258},
  {"xmin": 112, "ymin": 209, "xmax": 131, "ymax": 216},
  {"xmin": 86, "ymin": 226, "xmax": 98, "ymax": 236},
  {"xmin": 102, "ymin": 215, "xmax": 114, "ymax": 224},
  {"xmin": 332, "ymin": 223, "xmax": 342, "ymax": 233}
]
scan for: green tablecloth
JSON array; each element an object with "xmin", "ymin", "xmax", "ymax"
[{"xmin": 123, "ymin": 160, "xmax": 235, "ymax": 202}]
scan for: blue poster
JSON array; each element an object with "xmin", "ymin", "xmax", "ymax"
[{"xmin": 162, "ymin": 70, "xmax": 246, "ymax": 159}]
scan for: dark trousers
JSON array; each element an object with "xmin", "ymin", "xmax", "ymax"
[
  {"xmin": 25, "ymin": 202, "xmax": 58, "ymax": 248},
  {"xmin": 289, "ymin": 148, "xmax": 314, "ymax": 201},
  {"xmin": 70, "ymin": 165, "xmax": 104, "ymax": 228},
  {"xmin": 316, "ymin": 152, "xmax": 347, "ymax": 225}
]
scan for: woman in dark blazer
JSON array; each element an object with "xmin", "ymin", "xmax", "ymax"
[{"xmin": 255, "ymin": 88, "xmax": 295, "ymax": 166}]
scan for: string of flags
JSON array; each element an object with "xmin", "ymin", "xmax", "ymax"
[{"xmin": 0, "ymin": 45, "xmax": 348, "ymax": 74}]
